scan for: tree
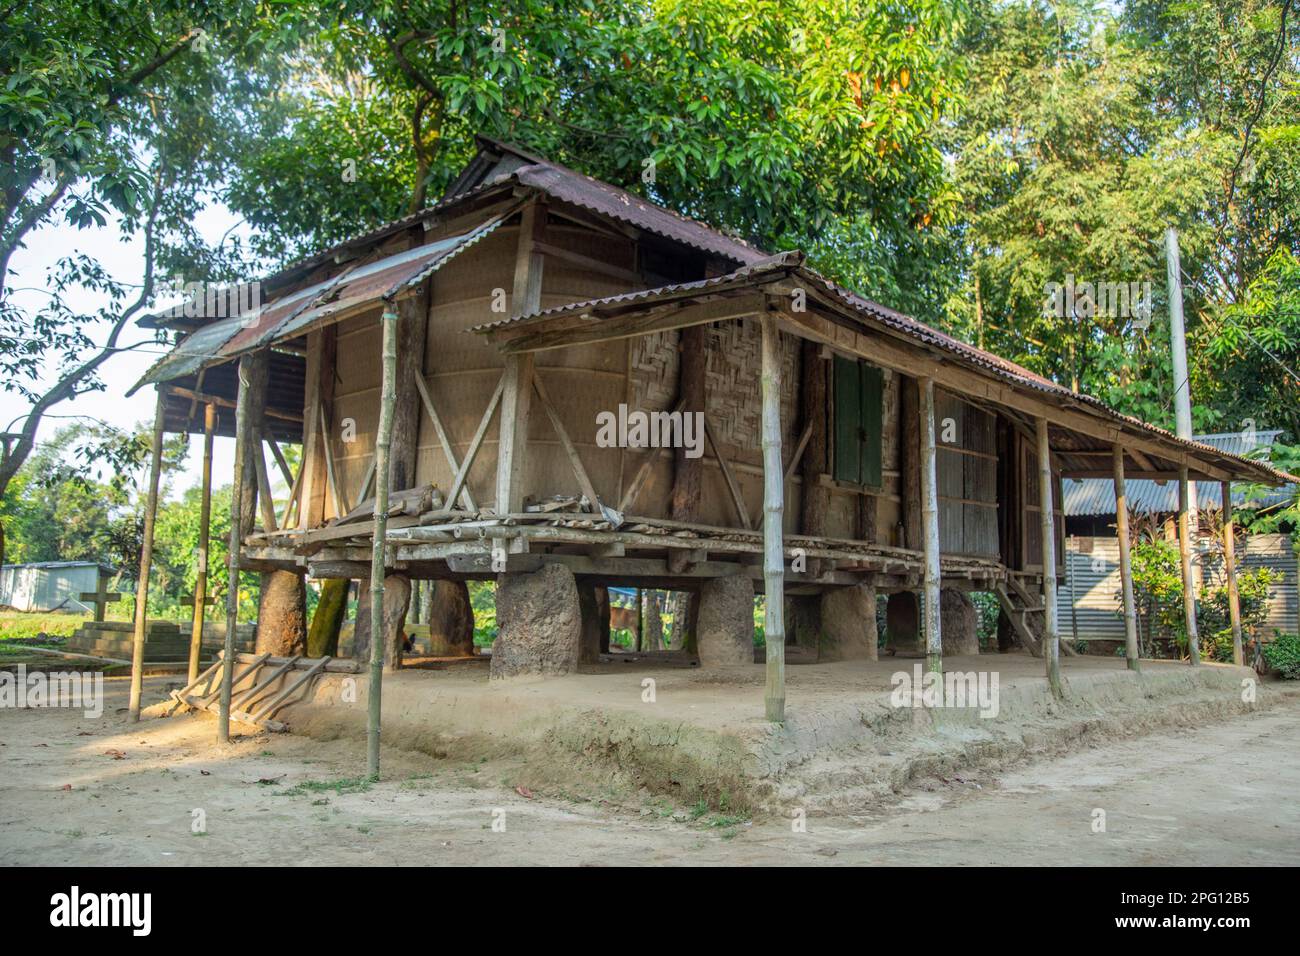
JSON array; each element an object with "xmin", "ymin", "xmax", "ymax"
[
  {"xmin": 0, "ymin": 0, "xmax": 286, "ymax": 564},
  {"xmin": 223, "ymin": 0, "xmax": 966, "ymax": 312},
  {"xmin": 939, "ymin": 0, "xmax": 1299, "ymax": 429}
]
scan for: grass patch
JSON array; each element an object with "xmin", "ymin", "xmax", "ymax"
[
  {"xmin": 274, "ymin": 776, "xmax": 374, "ymax": 798},
  {"xmin": 0, "ymin": 610, "xmax": 100, "ymax": 642}
]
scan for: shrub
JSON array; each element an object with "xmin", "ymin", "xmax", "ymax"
[
  {"xmin": 1199, "ymin": 567, "xmax": 1279, "ymax": 662},
  {"xmin": 1262, "ymin": 632, "xmax": 1300, "ymax": 679}
]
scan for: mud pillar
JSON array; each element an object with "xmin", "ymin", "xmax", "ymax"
[
  {"xmin": 578, "ymin": 579, "xmax": 610, "ymax": 664},
  {"xmin": 820, "ymin": 582, "xmax": 879, "ymax": 661},
  {"xmin": 788, "ymin": 594, "xmax": 822, "ymax": 657},
  {"xmin": 697, "ymin": 572, "xmax": 754, "ymax": 666},
  {"xmin": 886, "ymin": 591, "xmax": 921, "ymax": 653},
  {"xmin": 940, "ymin": 588, "xmax": 980, "ymax": 655},
  {"xmin": 491, "ymin": 563, "xmax": 582, "ymax": 679},
  {"xmin": 256, "ymin": 570, "xmax": 307, "ymax": 656},
  {"xmin": 354, "ymin": 573, "xmax": 412, "ymax": 671},
  {"xmin": 425, "ymin": 579, "xmax": 474, "ymax": 656}
]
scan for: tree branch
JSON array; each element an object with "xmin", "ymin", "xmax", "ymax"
[{"xmin": 0, "ymin": 164, "xmax": 165, "ymax": 497}]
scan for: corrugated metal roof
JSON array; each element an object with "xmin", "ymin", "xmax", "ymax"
[
  {"xmin": 471, "ymin": 258, "xmax": 1294, "ymax": 486},
  {"xmin": 468, "ymin": 251, "xmax": 804, "ymax": 333},
  {"xmin": 139, "ymin": 138, "xmax": 766, "ymax": 334},
  {"xmin": 449, "ymin": 136, "xmax": 770, "ymax": 266},
  {"xmin": 128, "ymin": 216, "xmax": 508, "ymax": 394},
  {"xmin": 1064, "ymin": 432, "xmax": 1294, "ymax": 515}
]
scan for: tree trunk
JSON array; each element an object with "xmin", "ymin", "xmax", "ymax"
[
  {"xmin": 788, "ymin": 593, "xmax": 822, "ymax": 656},
  {"xmin": 256, "ymin": 570, "xmax": 307, "ymax": 656},
  {"xmin": 682, "ymin": 590, "xmax": 700, "ymax": 655},
  {"xmin": 426, "ymin": 579, "xmax": 475, "ymax": 656},
  {"xmin": 578, "ymin": 581, "xmax": 611, "ymax": 662},
  {"xmin": 354, "ymin": 573, "xmax": 412, "ymax": 670},
  {"xmin": 306, "ymin": 578, "xmax": 349, "ymax": 657},
  {"xmin": 643, "ymin": 590, "xmax": 664, "ymax": 651}
]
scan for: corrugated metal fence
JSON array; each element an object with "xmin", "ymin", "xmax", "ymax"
[{"xmin": 1061, "ymin": 534, "xmax": 1299, "ymax": 642}]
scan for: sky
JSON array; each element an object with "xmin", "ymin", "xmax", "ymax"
[{"xmin": 4, "ymin": 203, "xmax": 246, "ymax": 500}]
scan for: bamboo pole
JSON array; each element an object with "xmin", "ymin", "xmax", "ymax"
[
  {"xmin": 1221, "ymin": 481, "xmax": 1244, "ymax": 666},
  {"xmin": 760, "ymin": 315, "xmax": 786, "ymax": 721},
  {"xmin": 187, "ymin": 403, "xmax": 216, "ymax": 683},
  {"xmin": 128, "ymin": 388, "xmax": 167, "ymax": 721},
  {"xmin": 1113, "ymin": 444, "xmax": 1140, "ymax": 671},
  {"xmin": 1037, "ymin": 417, "xmax": 1062, "ymax": 696},
  {"xmin": 367, "ymin": 306, "xmax": 399, "ymax": 778},
  {"xmin": 1177, "ymin": 467, "xmax": 1201, "ymax": 664},
  {"xmin": 919, "ymin": 378, "xmax": 943, "ymax": 674},
  {"xmin": 218, "ymin": 357, "xmax": 254, "ymax": 743}
]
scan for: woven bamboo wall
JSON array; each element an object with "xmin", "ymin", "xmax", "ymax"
[
  {"xmin": 416, "ymin": 221, "xmax": 636, "ymax": 511},
  {"xmin": 328, "ymin": 307, "xmax": 384, "ymax": 517}
]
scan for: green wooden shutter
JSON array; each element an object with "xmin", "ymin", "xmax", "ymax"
[
  {"xmin": 833, "ymin": 356, "xmax": 861, "ymax": 483},
  {"xmin": 860, "ymin": 364, "xmax": 883, "ymax": 487}
]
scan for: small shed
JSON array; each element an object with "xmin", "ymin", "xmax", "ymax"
[
  {"xmin": 0, "ymin": 562, "xmax": 117, "ymax": 614},
  {"xmin": 1060, "ymin": 432, "xmax": 1297, "ymax": 644}
]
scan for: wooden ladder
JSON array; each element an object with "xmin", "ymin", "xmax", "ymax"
[
  {"xmin": 168, "ymin": 652, "xmax": 333, "ymax": 732},
  {"xmin": 994, "ymin": 577, "xmax": 1077, "ymax": 659}
]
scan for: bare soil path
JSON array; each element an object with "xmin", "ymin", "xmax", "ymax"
[{"xmin": 1, "ymin": 677, "xmax": 1296, "ymax": 866}]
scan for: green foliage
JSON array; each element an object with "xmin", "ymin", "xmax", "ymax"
[
  {"xmin": 468, "ymin": 580, "xmax": 497, "ymax": 647},
  {"xmin": 1238, "ymin": 440, "xmax": 1300, "ymax": 537},
  {"xmin": 223, "ymin": 0, "xmax": 965, "ymax": 313},
  {"xmin": 0, "ymin": 609, "xmax": 94, "ymax": 641},
  {"xmin": 1206, "ymin": 249, "xmax": 1300, "ymax": 441},
  {"xmin": 1124, "ymin": 538, "xmax": 1188, "ymax": 656},
  {"xmin": 971, "ymin": 590, "xmax": 1001, "ymax": 648},
  {"xmin": 939, "ymin": 0, "xmax": 1300, "ymax": 429},
  {"xmin": 1123, "ymin": 534, "xmax": 1282, "ymax": 662},
  {"xmin": 1199, "ymin": 566, "xmax": 1280, "ymax": 662},
  {"xmin": 1262, "ymin": 632, "xmax": 1300, "ymax": 679}
]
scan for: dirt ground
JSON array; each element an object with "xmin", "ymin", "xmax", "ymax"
[{"xmin": 2, "ymin": 674, "xmax": 1297, "ymax": 866}]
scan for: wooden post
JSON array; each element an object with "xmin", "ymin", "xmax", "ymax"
[
  {"xmin": 799, "ymin": 339, "xmax": 828, "ymax": 542},
  {"xmin": 391, "ymin": 290, "xmax": 428, "ymax": 492},
  {"xmin": 127, "ymin": 388, "xmax": 166, "ymax": 721},
  {"xmin": 187, "ymin": 403, "xmax": 217, "ymax": 682},
  {"xmin": 635, "ymin": 588, "xmax": 645, "ymax": 651},
  {"xmin": 1036, "ymin": 416, "xmax": 1062, "ymax": 696},
  {"xmin": 367, "ymin": 305, "xmax": 400, "ymax": 778},
  {"xmin": 919, "ymin": 378, "xmax": 943, "ymax": 674},
  {"xmin": 1177, "ymin": 467, "xmax": 1201, "ymax": 663},
  {"xmin": 218, "ymin": 356, "xmax": 255, "ymax": 743},
  {"xmin": 496, "ymin": 201, "xmax": 545, "ymax": 515},
  {"xmin": 237, "ymin": 352, "xmax": 269, "ymax": 541},
  {"xmin": 300, "ymin": 326, "xmax": 337, "ymax": 527},
  {"xmin": 901, "ymin": 377, "xmax": 922, "ymax": 550},
  {"xmin": 1221, "ymin": 481, "xmax": 1243, "ymax": 666},
  {"xmin": 1113, "ymin": 445, "xmax": 1140, "ymax": 671},
  {"xmin": 760, "ymin": 315, "xmax": 786, "ymax": 721},
  {"xmin": 668, "ymin": 325, "xmax": 708, "ymax": 573}
]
